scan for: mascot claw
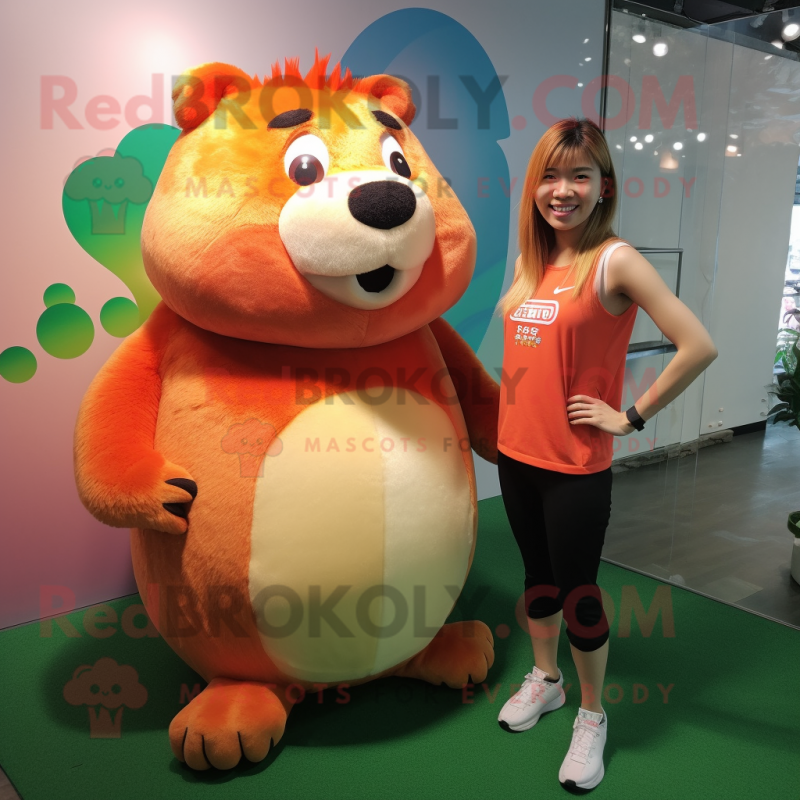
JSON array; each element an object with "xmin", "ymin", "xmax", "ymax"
[
  {"xmin": 169, "ymin": 678, "xmax": 289, "ymax": 771},
  {"xmin": 395, "ymin": 620, "xmax": 495, "ymax": 689}
]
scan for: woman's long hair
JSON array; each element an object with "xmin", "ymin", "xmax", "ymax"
[{"xmin": 495, "ymin": 117, "xmax": 625, "ymax": 318}]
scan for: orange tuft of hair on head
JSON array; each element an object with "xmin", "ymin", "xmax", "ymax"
[{"xmin": 264, "ymin": 48, "xmax": 354, "ymax": 92}]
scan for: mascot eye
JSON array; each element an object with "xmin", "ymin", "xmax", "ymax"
[
  {"xmin": 284, "ymin": 134, "xmax": 329, "ymax": 187},
  {"xmin": 381, "ymin": 135, "xmax": 411, "ymax": 179},
  {"xmin": 288, "ymin": 155, "xmax": 324, "ymax": 186}
]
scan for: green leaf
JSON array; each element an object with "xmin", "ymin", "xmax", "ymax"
[{"xmin": 767, "ymin": 403, "xmax": 790, "ymax": 415}]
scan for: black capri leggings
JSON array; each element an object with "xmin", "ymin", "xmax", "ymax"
[{"xmin": 497, "ymin": 449, "xmax": 612, "ymax": 653}]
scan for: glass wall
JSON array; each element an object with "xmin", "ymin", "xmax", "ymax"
[
  {"xmin": 603, "ymin": 5, "xmax": 800, "ymax": 628},
  {"xmin": 780, "ymin": 200, "xmax": 800, "ymax": 344}
]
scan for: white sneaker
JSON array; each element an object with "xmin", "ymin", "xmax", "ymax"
[
  {"xmin": 559, "ymin": 706, "xmax": 607, "ymax": 790},
  {"xmin": 497, "ymin": 666, "xmax": 566, "ymax": 732}
]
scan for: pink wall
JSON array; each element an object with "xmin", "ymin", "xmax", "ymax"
[
  {"xmin": 0, "ymin": 0, "xmax": 605, "ymax": 628},
  {"xmin": 0, "ymin": 340, "xmax": 138, "ymax": 629}
]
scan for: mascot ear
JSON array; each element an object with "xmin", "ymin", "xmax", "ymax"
[
  {"xmin": 172, "ymin": 62, "xmax": 255, "ymax": 132},
  {"xmin": 356, "ymin": 74, "xmax": 416, "ymax": 126}
]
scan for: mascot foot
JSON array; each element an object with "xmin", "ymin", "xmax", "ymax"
[
  {"xmin": 169, "ymin": 678, "xmax": 290, "ymax": 770},
  {"xmin": 395, "ymin": 620, "xmax": 495, "ymax": 688}
]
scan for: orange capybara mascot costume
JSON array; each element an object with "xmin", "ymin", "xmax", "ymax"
[{"xmin": 74, "ymin": 53, "xmax": 500, "ymax": 771}]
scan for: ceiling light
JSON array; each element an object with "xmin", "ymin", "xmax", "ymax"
[
  {"xmin": 632, "ymin": 34, "xmax": 646, "ymax": 43},
  {"xmin": 772, "ymin": 39, "xmax": 784, "ymax": 48},
  {"xmin": 630, "ymin": 136, "xmax": 638, "ymax": 142},
  {"xmin": 653, "ymin": 41, "xmax": 668, "ymax": 57},
  {"xmin": 727, "ymin": 145, "xmax": 737, "ymax": 153},
  {"xmin": 697, "ymin": 133, "xmax": 706, "ymax": 142},
  {"xmin": 673, "ymin": 142, "xmax": 683, "ymax": 150},
  {"xmin": 730, "ymin": 134, "xmax": 738, "ymax": 139},
  {"xmin": 660, "ymin": 151, "xmax": 678, "ymax": 170},
  {"xmin": 644, "ymin": 134, "xmax": 654, "ymax": 143},
  {"xmin": 635, "ymin": 142, "xmax": 643, "ymax": 150},
  {"xmin": 783, "ymin": 23, "xmax": 800, "ymax": 41}
]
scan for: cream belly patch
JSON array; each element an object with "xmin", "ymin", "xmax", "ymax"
[{"xmin": 248, "ymin": 387, "xmax": 475, "ymax": 683}]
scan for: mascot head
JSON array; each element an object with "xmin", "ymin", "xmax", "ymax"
[{"xmin": 142, "ymin": 51, "xmax": 476, "ymax": 348}]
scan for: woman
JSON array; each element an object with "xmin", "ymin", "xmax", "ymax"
[{"xmin": 494, "ymin": 117, "xmax": 717, "ymax": 790}]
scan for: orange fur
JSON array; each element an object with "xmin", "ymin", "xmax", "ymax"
[
  {"xmin": 75, "ymin": 56, "xmax": 499, "ymax": 771},
  {"xmin": 429, "ymin": 317, "xmax": 500, "ymax": 465},
  {"xmin": 123, "ymin": 306, "xmax": 487, "ymax": 686},
  {"xmin": 143, "ymin": 57, "xmax": 459, "ymax": 348}
]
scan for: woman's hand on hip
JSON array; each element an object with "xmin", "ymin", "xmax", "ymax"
[{"xmin": 567, "ymin": 395, "xmax": 636, "ymax": 436}]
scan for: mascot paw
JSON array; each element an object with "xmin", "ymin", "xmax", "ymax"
[
  {"xmin": 120, "ymin": 454, "xmax": 197, "ymax": 534},
  {"xmin": 396, "ymin": 620, "xmax": 495, "ymax": 688},
  {"xmin": 169, "ymin": 678, "xmax": 288, "ymax": 771},
  {"xmin": 161, "ymin": 477, "xmax": 198, "ymax": 523}
]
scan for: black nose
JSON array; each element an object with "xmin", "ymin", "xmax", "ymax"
[{"xmin": 348, "ymin": 180, "xmax": 416, "ymax": 230}]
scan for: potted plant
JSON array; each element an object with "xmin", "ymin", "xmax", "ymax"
[{"xmin": 764, "ymin": 324, "xmax": 800, "ymax": 583}]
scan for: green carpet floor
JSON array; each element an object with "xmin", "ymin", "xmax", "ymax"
[{"xmin": 1, "ymin": 495, "xmax": 798, "ymax": 799}]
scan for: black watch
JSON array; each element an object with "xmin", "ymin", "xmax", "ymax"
[{"xmin": 626, "ymin": 405, "xmax": 645, "ymax": 431}]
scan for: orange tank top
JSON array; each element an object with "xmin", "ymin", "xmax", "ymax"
[{"xmin": 497, "ymin": 240, "xmax": 638, "ymax": 474}]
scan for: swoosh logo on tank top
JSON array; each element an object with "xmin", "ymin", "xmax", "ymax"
[{"xmin": 553, "ymin": 286, "xmax": 575, "ymax": 294}]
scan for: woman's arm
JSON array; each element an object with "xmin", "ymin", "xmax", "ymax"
[{"xmin": 608, "ymin": 246, "xmax": 718, "ymax": 433}]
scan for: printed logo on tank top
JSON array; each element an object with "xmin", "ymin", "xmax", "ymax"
[
  {"xmin": 510, "ymin": 299, "xmax": 559, "ymax": 324},
  {"xmin": 509, "ymin": 299, "xmax": 559, "ymax": 348}
]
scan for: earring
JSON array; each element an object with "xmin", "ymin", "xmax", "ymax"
[{"xmin": 598, "ymin": 197, "xmax": 604, "ymax": 204}]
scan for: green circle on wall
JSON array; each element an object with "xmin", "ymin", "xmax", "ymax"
[
  {"xmin": 43, "ymin": 283, "xmax": 76, "ymax": 307},
  {"xmin": 100, "ymin": 297, "xmax": 140, "ymax": 337},
  {"xmin": 36, "ymin": 304, "xmax": 94, "ymax": 358},
  {"xmin": 0, "ymin": 346, "xmax": 37, "ymax": 383}
]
